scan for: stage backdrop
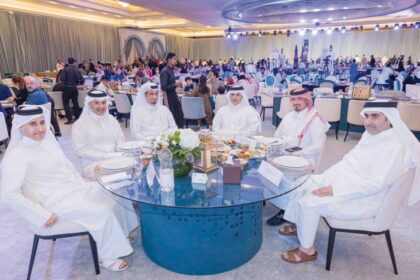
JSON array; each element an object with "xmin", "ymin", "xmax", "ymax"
[
  {"xmin": 166, "ymin": 29, "xmax": 420, "ymax": 62},
  {"xmin": 118, "ymin": 28, "xmax": 166, "ymax": 65}
]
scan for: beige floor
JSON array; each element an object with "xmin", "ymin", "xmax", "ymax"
[{"xmin": 0, "ymin": 108, "xmax": 419, "ymax": 280}]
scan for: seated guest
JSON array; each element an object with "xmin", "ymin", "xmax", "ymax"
[
  {"xmin": 11, "ymin": 76, "xmax": 28, "ymax": 106},
  {"xmin": 0, "ymin": 80, "xmax": 14, "ymax": 119},
  {"xmin": 0, "ymin": 105, "xmax": 139, "ymax": 271},
  {"xmin": 403, "ymin": 67, "xmax": 417, "ymax": 92},
  {"xmin": 96, "ymin": 76, "xmax": 115, "ymax": 97},
  {"xmin": 0, "ymin": 103, "xmax": 11, "ymax": 135},
  {"xmin": 218, "ymin": 85, "xmax": 226, "ymax": 94},
  {"xmin": 349, "ymin": 59, "xmax": 358, "ymax": 83},
  {"xmin": 183, "ymin": 77, "xmax": 194, "ymax": 92},
  {"xmin": 131, "ymin": 82, "xmax": 177, "ymax": 141},
  {"xmin": 226, "ymin": 76, "xmax": 235, "ymax": 86},
  {"xmin": 377, "ymin": 62, "xmax": 394, "ymax": 86},
  {"xmin": 112, "ymin": 68, "xmax": 126, "ymax": 82},
  {"xmin": 256, "ymin": 68, "xmax": 266, "ymax": 82},
  {"xmin": 279, "ymin": 102, "xmax": 419, "ymax": 264},
  {"xmin": 72, "ymin": 90, "xmax": 125, "ymax": 180},
  {"xmin": 213, "ymin": 86, "xmax": 261, "ymax": 137},
  {"xmin": 268, "ymin": 88, "xmax": 330, "ymax": 226},
  {"xmin": 208, "ymin": 70, "xmax": 224, "ymax": 96},
  {"xmin": 189, "ymin": 75, "xmax": 213, "ymax": 126},
  {"xmin": 24, "ymin": 76, "xmax": 61, "ymax": 137}
]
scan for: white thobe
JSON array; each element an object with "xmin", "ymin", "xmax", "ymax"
[
  {"xmin": 271, "ymin": 108, "xmax": 327, "ymax": 209},
  {"xmin": 213, "ymin": 105, "xmax": 261, "ymax": 137},
  {"xmin": 1, "ymin": 137, "xmax": 139, "ymax": 260},
  {"xmin": 131, "ymin": 103, "xmax": 177, "ymax": 141},
  {"xmin": 377, "ymin": 67, "xmax": 393, "ymax": 84},
  {"xmin": 282, "ymin": 128, "xmax": 411, "ymax": 248},
  {"xmin": 72, "ymin": 113, "xmax": 125, "ymax": 180},
  {"xmin": 96, "ymin": 82, "xmax": 115, "ymax": 97}
]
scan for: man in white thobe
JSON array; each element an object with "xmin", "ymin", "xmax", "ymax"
[
  {"xmin": 268, "ymin": 88, "xmax": 330, "ymax": 226},
  {"xmin": 72, "ymin": 90, "xmax": 125, "ymax": 180},
  {"xmin": 1, "ymin": 105, "xmax": 139, "ymax": 271},
  {"xmin": 96, "ymin": 76, "xmax": 115, "ymax": 97},
  {"xmin": 131, "ymin": 81, "xmax": 177, "ymax": 141},
  {"xmin": 213, "ymin": 85, "xmax": 262, "ymax": 137},
  {"xmin": 278, "ymin": 102, "xmax": 420, "ymax": 264}
]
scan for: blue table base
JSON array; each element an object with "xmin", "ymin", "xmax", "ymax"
[{"xmin": 139, "ymin": 202, "xmax": 263, "ymax": 275}]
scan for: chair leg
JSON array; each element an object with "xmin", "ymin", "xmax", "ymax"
[
  {"xmin": 27, "ymin": 235, "xmax": 40, "ymax": 280},
  {"xmin": 325, "ymin": 228, "xmax": 336, "ymax": 271},
  {"xmin": 343, "ymin": 123, "xmax": 351, "ymax": 142},
  {"xmin": 125, "ymin": 114, "xmax": 128, "ymax": 128},
  {"xmin": 88, "ymin": 234, "xmax": 100, "ymax": 275},
  {"xmin": 385, "ymin": 230, "xmax": 398, "ymax": 275},
  {"xmin": 335, "ymin": 122, "xmax": 339, "ymax": 140}
]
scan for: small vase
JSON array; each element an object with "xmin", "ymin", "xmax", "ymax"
[{"xmin": 173, "ymin": 154, "xmax": 193, "ymax": 177}]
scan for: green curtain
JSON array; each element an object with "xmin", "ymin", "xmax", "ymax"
[
  {"xmin": 166, "ymin": 30, "xmax": 420, "ymax": 62},
  {"xmin": 0, "ymin": 11, "xmax": 120, "ymax": 75}
]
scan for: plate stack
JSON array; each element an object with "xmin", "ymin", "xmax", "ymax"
[
  {"xmin": 118, "ymin": 141, "xmax": 146, "ymax": 152},
  {"xmin": 272, "ymin": 156, "xmax": 312, "ymax": 179},
  {"xmin": 99, "ymin": 157, "xmax": 136, "ymax": 173}
]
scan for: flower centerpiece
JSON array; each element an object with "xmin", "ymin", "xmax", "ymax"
[{"xmin": 155, "ymin": 129, "xmax": 201, "ymax": 177}]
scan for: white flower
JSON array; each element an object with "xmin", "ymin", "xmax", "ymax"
[
  {"xmin": 179, "ymin": 129, "xmax": 200, "ymax": 149},
  {"xmin": 172, "ymin": 140, "xmax": 177, "ymax": 146}
]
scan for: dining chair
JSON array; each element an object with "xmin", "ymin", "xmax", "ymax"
[
  {"xmin": 243, "ymin": 84, "xmax": 257, "ymax": 108},
  {"xmin": 214, "ymin": 94, "xmax": 229, "ymax": 113},
  {"xmin": 313, "ymin": 87, "xmax": 334, "ymax": 96},
  {"xmin": 48, "ymin": 91, "xmax": 64, "ymax": 117},
  {"xmin": 344, "ymin": 99, "xmax": 366, "ymax": 141},
  {"xmin": 0, "ymin": 113, "xmax": 9, "ymax": 149},
  {"xmin": 114, "ymin": 94, "xmax": 132, "ymax": 128},
  {"xmin": 319, "ymin": 80, "xmax": 335, "ymax": 89},
  {"xmin": 181, "ymin": 96, "xmax": 206, "ymax": 128},
  {"xmin": 405, "ymin": 84, "xmax": 420, "ymax": 99},
  {"xmin": 78, "ymin": 90, "xmax": 88, "ymax": 108},
  {"xmin": 324, "ymin": 170, "xmax": 415, "ymax": 274},
  {"xmin": 397, "ymin": 102, "xmax": 420, "ymax": 132},
  {"xmin": 354, "ymin": 79, "xmax": 367, "ymax": 86},
  {"xmin": 314, "ymin": 98, "xmax": 342, "ymax": 139},
  {"xmin": 260, "ymin": 93, "xmax": 273, "ymax": 121},
  {"xmin": 276, "ymin": 96, "xmax": 293, "ymax": 126},
  {"xmin": 265, "ymin": 75, "xmax": 276, "ymax": 88}
]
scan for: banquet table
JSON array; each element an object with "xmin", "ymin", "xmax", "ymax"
[
  {"xmin": 95, "ymin": 160, "xmax": 309, "ymax": 275},
  {"xmin": 302, "ymin": 81, "xmax": 350, "ymax": 92}
]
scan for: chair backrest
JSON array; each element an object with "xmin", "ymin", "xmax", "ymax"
[
  {"xmin": 370, "ymin": 69, "xmax": 380, "ymax": 81},
  {"xmin": 347, "ymin": 99, "xmax": 366, "ymax": 125},
  {"xmin": 215, "ymin": 94, "xmax": 229, "ymax": 113},
  {"xmin": 397, "ymin": 102, "xmax": 420, "ymax": 131},
  {"xmin": 48, "ymin": 91, "xmax": 64, "ymax": 110},
  {"xmin": 406, "ymin": 84, "xmax": 420, "ymax": 99},
  {"xmin": 314, "ymin": 98, "xmax": 341, "ymax": 122},
  {"xmin": 242, "ymin": 84, "xmax": 256, "ymax": 99},
  {"xmin": 393, "ymin": 78, "xmax": 403, "ymax": 91},
  {"xmin": 265, "ymin": 75, "xmax": 276, "ymax": 87},
  {"xmin": 181, "ymin": 96, "xmax": 206, "ymax": 120},
  {"xmin": 261, "ymin": 93, "xmax": 274, "ymax": 107},
  {"xmin": 277, "ymin": 96, "xmax": 294, "ymax": 119},
  {"xmin": 313, "ymin": 87, "xmax": 333, "ymax": 96},
  {"xmin": 113, "ymin": 94, "xmax": 132, "ymax": 114},
  {"xmin": 354, "ymin": 79, "xmax": 367, "ymax": 86},
  {"xmin": 377, "ymin": 90, "xmax": 406, "ymax": 99},
  {"xmin": 0, "ymin": 113, "xmax": 9, "ymax": 142},
  {"xmin": 319, "ymin": 80, "xmax": 335, "ymax": 89},
  {"xmin": 373, "ymin": 169, "xmax": 415, "ymax": 231},
  {"xmin": 78, "ymin": 90, "xmax": 88, "ymax": 108}
]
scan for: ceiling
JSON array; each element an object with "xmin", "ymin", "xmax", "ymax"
[{"xmin": 1, "ymin": 0, "xmax": 419, "ymax": 37}]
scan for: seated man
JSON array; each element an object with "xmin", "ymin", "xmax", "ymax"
[
  {"xmin": 96, "ymin": 76, "xmax": 115, "ymax": 97},
  {"xmin": 1, "ymin": 105, "xmax": 139, "ymax": 271},
  {"xmin": 278, "ymin": 102, "xmax": 419, "ymax": 264},
  {"xmin": 213, "ymin": 86, "xmax": 261, "ymax": 137},
  {"xmin": 24, "ymin": 76, "xmax": 61, "ymax": 137},
  {"xmin": 72, "ymin": 90, "xmax": 125, "ymax": 180},
  {"xmin": 131, "ymin": 82, "xmax": 177, "ymax": 141},
  {"xmin": 183, "ymin": 77, "xmax": 194, "ymax": 92},
  {"xmin": 268, "ymin": 88, "xmax": 330, "ymax": 226}
]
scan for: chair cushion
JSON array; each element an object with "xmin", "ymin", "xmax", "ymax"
[
  {"xmin": 31, "ymin": 220, "xmax": 87, "ymax": 237},
  {"xmin": 326, "ymin": 217, "xmax": 376, "ymax": 231}
]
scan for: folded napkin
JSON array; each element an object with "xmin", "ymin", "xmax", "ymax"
[
  {"xmin": 99, "ymin": 172, "xmax": 131, "ymax": 184},
  {"xmin": 252, "ymin": 136, "xmax": 279, "ymax": 145}
]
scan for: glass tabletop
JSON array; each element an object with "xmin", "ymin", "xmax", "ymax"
[{"xmin": 95, "ymin": 159, "xmax": 310, "ymax": 209}]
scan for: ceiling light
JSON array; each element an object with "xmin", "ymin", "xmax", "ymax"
[
  {"xmin": 327, "ymin": 7, "xmax": 335, "ymax": 11},
  {"xmin": 374, "ymin": 24, "xmax": 380, "ymax": 31},
  {"xmin": 101, "ymin": 12, "xmax": 109, "ymax": 15},
  {"xmin": 238, "ymin": 12, "xmax": 242, "ymax": 18},
  {"xmin": 68, "ymin": 5, "xmax": 76, "ymax": 9},
  {"xmin": 312, "ymin": 19, "xmax": 319, "ymax": 23},
  {"xmin": 394, "ymin": 23, "xmax": 399, "ymax": 30},
  {"xmin": 47, "ymin": 1, "xmax": 58, "ymax": 4},
  {"xmin": 298, "ymin": 29, "xmax": 305, "ymax": 36},
  {"xmin": 342, "ymin": 16, "xmax": 347, "ymax": 20},
  {"xmin": 227, "ymin": 34, "xmax": 231, "ymax": 39},
  {"xmin": 313, "ymin": 8, "xmax": 320, "ymax": 12},
  {"xmin": 343, "ymin": 6, "xmax": 348, "ymax": 10},
  {"xmin": 326, "ymin": 28, "xmax": 333, "ymax": 34},
  {"xmin": 85, "ymin": 9, "xmax": 93, "ymax": 12},
  {"xmin": 8, "ymin": 11, "xmax": 14, "ymax": 14},
  {"xmin": 232, "ymin": 33, "xmax": 239, "ymax": 40},
  {"xmin": 300, "ymin": 9, "xmax": 307, "ymax": 13},
  {"xmin": 312, "ymin": 29, "xmax": 318, "ymax": 35},
  {"xmin": 114, "ymin": 14, "xmax": 122, "ymax": 18},
  {"xmin": 118, "ymin": 1, "xmax": 129, "ymax": 8},
  {"xmin": 341, "ymin": 27, "xmax": 346, "ymax": 33},
  {"xmin": 377, "ymin": 5, "xmax": 383, "ymax": 8},
  {"xmin": 327, "ymin": 18, "xmax": 333, "ymax": 21},
  {"xmin": 300, "ymin": 19, "xmax": 306, "ymax": 23}
]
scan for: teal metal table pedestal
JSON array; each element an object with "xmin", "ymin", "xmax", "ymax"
[{"xmin": 140, "ymin": 202, "xmax": 262, "ymax": 275}]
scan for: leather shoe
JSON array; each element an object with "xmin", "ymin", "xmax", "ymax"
[{"xmin": 266, "ymin": 209, "xmax": 286, "ymax": 226}]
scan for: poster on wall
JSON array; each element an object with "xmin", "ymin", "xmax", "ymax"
[{"xmin": 118, "ymin": 28, "xmax": 166, "ymax": 64}]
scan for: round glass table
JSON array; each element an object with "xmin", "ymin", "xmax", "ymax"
[{"xmin": 95, "ymin": 159, "xmax": 309, "ymax": 275}]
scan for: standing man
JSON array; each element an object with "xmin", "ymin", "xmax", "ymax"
[
  {"xmin": 160, "ymin": 52, "xmax": 184, "ymax": 128},
  {"xmin": 61, "ymin": 57, "xmax": 84, "ymax": 125}
]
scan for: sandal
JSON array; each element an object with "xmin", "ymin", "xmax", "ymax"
[
  {"xmin": 278, "ymin": 223, "xmax": 297, "ymax": 236},
  {"xmin": 281, "ymin": 247, "xmax": 318, "ymax": 264},
  {"xmin": 99, "ymin": 259, "xmax": 129, "ymax": 272}
]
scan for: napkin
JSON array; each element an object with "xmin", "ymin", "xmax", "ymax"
[{"xmin": 100, "ymin": 172, "xmax": 131, "ymax": 184}]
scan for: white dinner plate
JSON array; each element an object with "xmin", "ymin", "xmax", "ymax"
[
  {"xmin": 118, "ymin": 141, "xmax": 146, "ymax": 151},
  {"xmin": 100, "ymin": 157, "xmax": 136, "ymax": 171},
  {"xmin": 273, "ymin": 156, "xmax": 310, "ymax": 169}
]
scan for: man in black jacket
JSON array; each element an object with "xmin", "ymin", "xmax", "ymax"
[
  {"xmin": 160, "ymin": 52, "xmax": 184, "ymax": 128},
  {"xmin": 60, "ymin": 57, "xmax": 84, "ymax": 124}
]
